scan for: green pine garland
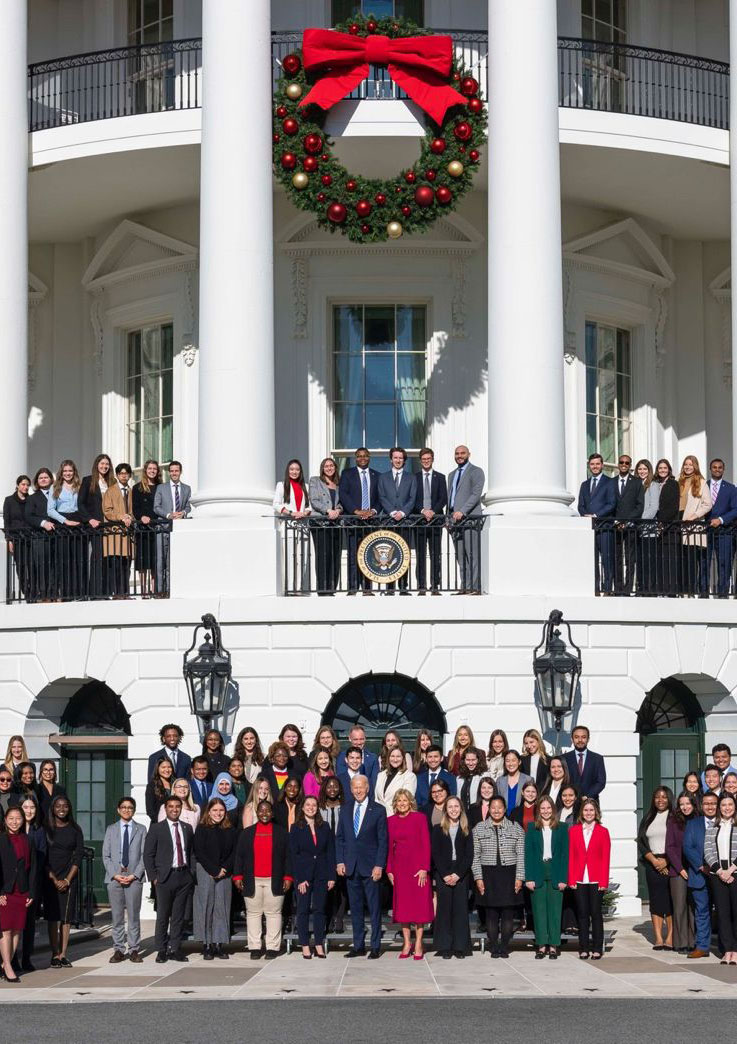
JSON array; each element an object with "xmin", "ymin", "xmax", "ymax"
[{"xmin": 273, "ymin": 13, "xmax": 486, "ymax": 243}]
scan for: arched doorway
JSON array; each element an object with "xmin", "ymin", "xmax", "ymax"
[{"xmin": 322, "ymin": 672, "xmax": 446, "ymax": 753}]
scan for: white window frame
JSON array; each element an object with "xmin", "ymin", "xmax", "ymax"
[
  {"xmin": 584, "ymin": 319, "xmax": 633, "ymax": 473},
  {"xmin": 125, "ymin": 321, "xmax": 175, "ymax": 473}
]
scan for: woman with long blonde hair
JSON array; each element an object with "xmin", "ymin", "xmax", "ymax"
[
  {"xmin": 678, "ymin": 455, "xmax": 712, "ymax": 594},
  {"xmin": 4, "ymin": 736, "xmax": 29, "ymax": 780},
  {"xmin": 242, "ymin": 775, "xmax": 273, "ymax": 828}
]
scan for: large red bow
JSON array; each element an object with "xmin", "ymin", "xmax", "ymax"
[{"xmin": 298, "ymin": 29, "xmax": 467, "ymax": 126}]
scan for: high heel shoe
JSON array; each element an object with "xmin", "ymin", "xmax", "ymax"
[
  {"xmin": 413, "ymin": 951, "xmax": 424, "ymax": 961},
  {"xmin": 399, "ymin": 950, "xmax": 411, "ymax": 959}
]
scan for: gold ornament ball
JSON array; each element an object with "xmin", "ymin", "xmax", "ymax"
[
  {"xmin": 447, "ymin": 160, "xmax": 464, "ymax": 178},
  {"xmin": 285, "ymin": 83, "xmax": 303, "ymax": 100},
  {"xmin": 386, "ymin": 221, "xmax": 403, "ymax": 239},
  {"xmin": 292, "ymin": 172, "xmax": 309, "ymax": 190}
]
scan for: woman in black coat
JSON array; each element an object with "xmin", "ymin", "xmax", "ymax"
[
  {"xmin": 202, "ymin": 730, "xmax": 230, "ymax": 782},
  {"xmin": 78, "ymin": 454, "xmax": 113, "ymax": 597},
  {"xmin": 131, "ymin": 460, "xmax": 161, "ymax": 597},
  {"xmin": 288, "ymin": 795, "xmax": 336, "ymax": 958},
  {"xmin": 655, "ymin": 459, "xmax": 680, "ymax": 595},
  {"xmin": 431, "ymin": 796, "xmax": 473, "ymax": 959},
  {"xmin": 3, "ymin": 475, "xmax": 31, "ymax": 601}
]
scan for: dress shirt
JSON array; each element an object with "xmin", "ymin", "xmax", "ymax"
[
  {"xmin": 710, "ymin": 480, "xmax": 723, "ymax": 522},
  {"xmin": 529, "ymin": 753, "xmax": 540, "ymax": 780},
  {"xmin": 449, "ymin": 822, "xmax": 459, "ymax": 861},
  {"xmin": 166, "ymin": 818, "xmax": 185, "ymax": 868},
  {"xmin": 580, "ymin": 822, "xmax": 595, "ymax": 884},
  {"xmin": 353, "ymin": 797, "xmax": 368, "ymax": 834},
  {"xmin": 391, "ymin": 469, "xmax": 406, "ymax": 516},
  {"xmin": 449, "ymin": 465, "xmax": 466, "ymax": 509},
  {"xmin": 170, "ymin": 480, "xmax": 183, "ymax": 515},
  {"xmin": 548, "ymin": 781, "xmax": 561, "ymax": 804},
  {"xmin": 717, "ymin": 823, "xmax": 732, "ymax": 865},
  {"xmin": 542, "ymin": 825, "xmax": 552, "ymax": 860},
  {"xmin": 118, "ymin": 483, "xmax": 130, "ymax": 508},
  {"xmin": 48, "ymin": 486, "xmax": 79, "ymax": 523}
]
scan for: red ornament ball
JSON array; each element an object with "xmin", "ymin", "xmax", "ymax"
[
  {"xmin": 367, "ymin": 20, "xmax": 377, "ymax": 32},
  {"xmin": 321, "ymin": 154, "xmax": 329, "ymax": 161},
  {"xmin": 273, "ymin": 133, "xmax": 281, "ymax": 144},
  {"xmin": 303, "ymin": 156, "xmax": 318, "ymax": 172},
  {"xmin": 321, "ymin": 174, "xmax": 333, "ymax": 186},
  {"xmin": 425, "ymin": 170, "xmax": 437, "ymax": 182},
  {"xmin": 317, "ymin": 192, "xmax": 326, "ymax": 202},
  {"xmin": 361, "ymin": 224, "xmax": 371, "ymax": 234},
  {"xmin": 453, "ymin": 72, "xmax": 461, "ymax": 81},
  {"xmin": 395, "ymin": 185, "xmax": 402, "ymax": 193},
  {"xmin": 401, "ymin": 204, "xmax": 412, "ymax": 217},
  {"xmin": 469, "ymin": 149, "xmax": 480, "ymax": 163},
  {"xmin": 430, "ymin": 138, "xmax": 446, "ymax": 155},
  {"xmin": 460, "ymin": 76, "xmax": 479, "ymax": 97},
  {"xmin": 349, "ymin": 23, "xmax": 359, "ymax": 35},
  {"xmin": 281, "ymin": 152, "xmax": 297, "ymax": 170},
  {"xmin": 282, "ymin": 54, "xmax": 302, "ymax": 77},
  {"xmin": 282, "ymin": 118, "xmax": 299, "ymax": 136},
  {"xmin": 414, "ymin": 185, "xmax": 434, "ymax": 208},
  {"xmin": 454, "ymin": 121, "xmax": 472, "ymax": 142},
  {"xmin": 459, "ymin": 146, "xmax": 467, "ymax": 153},
  {"xmin": 405, "ymin": 171, "xmax": 417, "ymax": 184},
  {"xmin": 435, "ymin": 186, "xmax": 452, "ymax": 205},
  {"xmin": 346, "ymin": 179, "xmax": 357, "ymax": 191},
  {"xmin": 304, "ymin": 133, "xmax": 323, "ymax": 155},
  {"xmin": 327, "ymin": 202, "xmax": 347, "ymax": 224},
  {"xmin": 275, "ymin": 105, "xmax": 287, "ymax": 119},
  {"xmin": 467, "ymin": 97, "xmax": 483, "ymax": 115},
  {"xmin": 356, "ymin": 200, "xmax": 372, "ymax": 218},
  {"xmin": 375, "ymin": 192, "xmax": 387, "ymax": 205}
]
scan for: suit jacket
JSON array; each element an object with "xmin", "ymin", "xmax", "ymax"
[
  {"xmin": 338, "ymin": 466, "xmax": 381, "ymax": 515},
  {"xmin": 0, "ymin": 831, "xmax": 36, "ymax": 896},
  {"xmin": 101, "ymin": 483, "xmax": 132, "ymax": 557},
  {"xmin": 308, "ymin": 477, "xmax": 342, "ymax": 516},
  {"xmin": 2, "ymin": 494, "xmax": 28, "ymax": 533},
  {"xmin": 563, "ymin": 749, "xmax": 606, "ymax": 800},
  {"xmin": 413, "ymin": 470, "xmax": 448, "ymax": 515},
  {"xmin": 335, "ymin": 798, "xmax": 388, "ymax": 876},
  {"xmin": 525, "ymin": 822, "xmax": 569, "ymax": 887},
  {"xmin": 143, "ymin": 818, "xmax": 194, "ymax": 885},
  {"xmin": 147, "ymin": 747, "xmax": 192, "ymax": 782},
  {"xmin": 496, "ymin": 773, "xmax": 534, "ymax": 809},
  {"xmin": 154, "ymin": 481, "xmax": 192, "ymax": 520},
  {"xmin": 707, "ymin": 478, "xmax": 737, "ymax": 525},
  {"xmin": 681, "ymin": 479, "xmax": 712, "ymax": 523},
  {"xmin": 683, "ymin": 816, "xmax": 709, "ymax": 888},
  {"xmin": 78, "ymin": 475, "xmax": 105, "ymax": 523},
  {"xmin": 337, "ymin": 768, "xmax": 374, "ymax": 802},
  {"xmin": 520, "ymin": 755, "xmax": 550, "ymax": 790},
  {"xmin": 447, "ymin": 462, "xmax": 484, "ymax": 516},
  {"xmin": 233, "ymin": 822, "xmax": 291, "ymax": 898},
  {"xmin": 189, "ymin": 777, "xmax": 213, "ymax": 811},
  {"xmin": 656, "ymin": 476, "xmax": 680, "ymax": 522},
  {"xmin": 614, "ymin": 474, "xmax": 644, "ymax": 520},
  {"xmin": 430, "ymin": 823, "xmax": 474, "ymax": 882},
  {"xmin": 26, "ymin": 489, "xmax": 53, "ymax": 529},
  {"xmin": 273, "ymin": 480, "xmax": 311, "ymax": 515},
  {"xmin": 289, "ymin": 820, "xmax": 336, "ymax": 884},
  {"xmin": 415, "ymin": 767, "xmax": 457, "ymax": 810},
  {"xmin": 102, "ymin": 819, "xmax": 147, "ymax": 884},
  {"xmin": 577, "ymin": 473, "xmax": 616, "ymax": 518},
  {"xmin": 336, "ymin": 750, "xmax": 379, "ymax": 790},
  {"xmin": 567, "ymin": 822, "xmax": 610, "ymax": 887},
  {"xmin": 377, "ymin": 470, "xmax": 417, "ymax": 517}
]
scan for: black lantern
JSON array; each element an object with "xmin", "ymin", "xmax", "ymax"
[
  {"xmin": 533, "ymin": 609, "xmax": 582, "ymax": 746},
  {"xmin": 182, "ymin": 614, "xmax": 232, "ymax": 727}
]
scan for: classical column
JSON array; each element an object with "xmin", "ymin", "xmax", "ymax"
[
  {"xmin": 486, "ymin": 0, "xmax": 572, "ymax": 513},
  {"xmin": 194, "ymin": 0, "xmax": 274, "ymax": 516},
  {"xmin": 0, "ymin": 0, "xmax": 28, "ymax": 499},
  {"xmin": 731, "ymin": 0, "xmax": 737, "ymax": 470}
]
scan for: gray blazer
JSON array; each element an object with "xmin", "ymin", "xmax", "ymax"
[
  {"xmin": 102, "ymin": 819, "xmax": 147, "ymax": 884},
  {"xmin": 495, "ymin": 772, "xmax": 534, "ymax": 810},
  {"xmin": 154, "ymin": 481, "xmax": 192, "ymax": 519},
  {"xmin": 308, "ymin": 477, "xmax": 342, "ymax": 516},
  {"xmin": 447, "ymin": 462, "xmax": 485, "ymax": 516}
]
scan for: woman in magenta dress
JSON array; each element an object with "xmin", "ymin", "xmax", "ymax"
[
  {"xmin": 387, "ymin": 788, "xmax": 434, "ymax": 960},
  {"xmin": 0, "ymin": 806, "xmax": 35, "ymax": 983}
]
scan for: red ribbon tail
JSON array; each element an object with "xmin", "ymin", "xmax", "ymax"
[
  {"xmin": 388, "ymin": 64, "xmax": 467, "ymax": 125},
  {"xmin": 300, "ymin": 63, "xmax": 370, "ymax": 111}
]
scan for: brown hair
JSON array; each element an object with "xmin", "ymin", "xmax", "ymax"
[
  {"xmin": 678, "ymin": 455, "xmax": 705, "ymax": 499},
  {"xmin": 201, "ymin": 797, "xmax": 232, "ymax": 828},
  {"xmin": 87, "ymin": 453, "xmax": 113, "ymax": 494},
  {"xmin": 139, "ymin": 459, "xmax": 161, "ymax": 494},
  {"xmin": 487, "ymin": 729, "xmax": 509, "ymax": 760},
  {"xmin": 295, "ymin": 795, "xmax": 324, "ymax": 829},
  {"xmin": 319, "ymin": 457, "xmax": 339, "ymax": 484},
  {"xmin": 52, "ymin": 459, "xmax": 81, "ymax": 498},
  {"xmin": 634, "ymin": 458, "xmax": 654, "ymax": 491},
  {"xmin": 267, "ymin": 741, "xmax": 290, "ymax": 762},
  {"xmin": 311, "ymin": 725, "xmax": 340, "ymax": 759},
  {"xmin": 234, "ymin": 727, "xmax": 264, "ymax": 766},
  {"xmin": 440, "ymin": 795, "xmax": 469, "ymax": 836},
  {"xmin": 534, "ymin": 795, "xmax": 560, "ymax": 830},
  {"xmin": 577, "ymin": 798, "xmax": 602, "ymax": 824}
]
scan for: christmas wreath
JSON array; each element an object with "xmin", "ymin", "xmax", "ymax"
[{"xmin": 272, "ymin": 13, "xmax": 486, "ymax": 243}]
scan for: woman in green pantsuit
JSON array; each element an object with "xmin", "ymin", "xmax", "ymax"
[{"xmin": 524, "ymin": 796, "xmax": 569, "ymax": 959}]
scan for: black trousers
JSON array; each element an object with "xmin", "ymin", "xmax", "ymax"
[
  {"xmin": 415, "ymin": 524, "xmax": 443, "ymax": 591},
  {"xmin": 295, "ymin": 879, "xmax": 329, "ymax": 946},
  {"xmin": 311, "ymin": 527, "xmax": 342, "ymax": 593},
  {"xmin": 154, "ymin": 869, "xmax": 194, "ymax": 954},
  {"xmin": 346, "ymin": 531, "xmax": 371, "ymax": 592},
  {"xmin": 711, "ymin": 876, "xmax": 737, "ymax": 953},
  {"xmin": 574, "ymin": 884, "xmax": 604, "ymax": 953},
  {"xmin": 434, "ymin": 875, "xmax": 471, "ymax": 954},
  {"xmin": 486, "ymin": 905, "xmax": 515, "ymax": 953},
  {"xmin": 615, "ymin": 525, "xmax": 637, "ymax": 594}
]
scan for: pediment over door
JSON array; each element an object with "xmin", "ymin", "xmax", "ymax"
[
  {"xmin": 82, "ymin": 219, "xmax": 198, "ymax": 293},
  {"xmin": 564, "ymin": 217, "xmax": 675, "ymax": 289}
]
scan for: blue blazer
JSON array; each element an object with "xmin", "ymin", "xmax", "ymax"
[
  {"xmin": 336, "ymin": 750, "xmax": 379, "ymax": 790},
  {"xmin": 683, "ymin": 816, "xmax": 708, "ymax": 889},
  {"xmin": 707, "ymin": 479, "xmax": 737, "ymax": 525},
  {"xmin": 147, "ymin": 747, "xmax": 192, "ymax": 782},
  {"xmin": 289, "ymin": 820, "xmax": 336, "ymax": 884},
  {"xmin": 335, "ymin": 798, "xmax": 388, "ymax": 876},
  {"xmin": 338, "ymin": 466, "xmax": 381, "ymax": 515},
  {"xmin": 189, "ymin": 777, "xmax": 213, "ymax": 812},
  {"xmin": 563, "ymin": 749, "xmax": 607, "ymax": 800},
  {"xmin": 377, "ymin": 470, "xmax": 417, "ymax": 517},
  {"xmin": 415, "ymin": 767, "xmax": 457, "ymax": 810},
  {"xmin": 577, "ymin": 474, "xmax": 616, "ymax": 518}
]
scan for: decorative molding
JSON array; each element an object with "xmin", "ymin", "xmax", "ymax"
[
  {"xmin": 181, "ymin": 270, "xmax": 197, "ymax": 361},
  {"xmin": 450, "ymin": 256, "xmax": 467, "ymax": 338},
  {"xmin": 562, "ymin": 261, "xmax": 576, "ymax": 364},
  {"xmin": 653, "ymin": 287, "xmax": 669, "ymax": 379},
  {"xmin": 563, "ymin": 217, "xmax": 676, "ymax": 290},
  {"xmin": 182, "ymin": 345, "xmax": 198, "ymax": 367},
  {"xmin": 89, "ymin": 290, "xmax": 105, "ymax": 378},
  {"xmin": 291, "ymin": 256, "xmax": 309, "ymax": 338},
  {"xmin": 82, "ymin": 219, "xmax": 198, "ymax": 293},
  {"xmin": 710, "ymin": 266, "xmax": 732, "ymax": 386},
  {"xmin": 27, "ymin": 272, "xmax": 48, "ymax": 391}
]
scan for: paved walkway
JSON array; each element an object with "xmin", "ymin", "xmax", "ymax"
[{"xmin": 2, "ymin": 918, "xmax": 735, "ymax": 1002}]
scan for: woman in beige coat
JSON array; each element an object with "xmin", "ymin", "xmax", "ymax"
[{"xmin": 678, "ymin": 455, "xmax": 711, "ymax": 594}]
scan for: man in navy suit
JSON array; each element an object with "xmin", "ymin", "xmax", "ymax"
[
  {"xmin": 336, "ymin": 746, "xmax": 374, "ymax": 800},
  {"xmin": 704, "ymin": 459, "xmax": 737, "ymax": 597},
  {"xmin": 613, "ymin": 453, "xmax": 644, "ymax": 595},
  {"xmin": 578, "ymin": 453, "xmax": 617, "ymax": 593},
  {"xmin": 147, "ymin": 724, "xmax": 192, "ymax": 782},
  {"xmin": 415, "ymin": 745, "xmax": 456, "ymax": 809},
  {"xmin": 414, "ymin": 448, "xmax": 448, "ymax": 594},
  {"xmin": 563, "ymin": 726, "xmax": 606, "ymax": 800},
  {"xmin": 189, "ymin": 756, "xmax": 212, "ymax": 811},
  {"xmin": 683, "ymin": 791, "xmax": 718, "ymax": 958},
  {"xmin": 377, "ymin": 447, "xmax": 417, "ymax": 593},
  {"xmin": 336, "ymin": 775, "xmax": 388, "ymax": 958},
  {"xmin": 338, "ymin": 447, "xmax": 381, "ymax": 594},
  {"xmin": 335, "ymin": 726, "xmax": 379, "ymax": 790}
]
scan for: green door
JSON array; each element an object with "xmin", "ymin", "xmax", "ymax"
[{"xmin": 61, "ymin": 749, "xmax": 130, "ymax": 903}]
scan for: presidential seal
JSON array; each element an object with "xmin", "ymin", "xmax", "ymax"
[{"xmin": 357, "ymin": 529, "xmax": 411, "ymax": 585}]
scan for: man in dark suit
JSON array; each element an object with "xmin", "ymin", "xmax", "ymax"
[
  {"xmin": 26, "ymin": 467, "xmax": 56, "ymax": 601},
  {"xmin": 613, "ymin": 454, "xmax": 644, "ymax": 595},
  {"xmin": 335, "ymin": 726, "xmax": 379, "ymax": 790},
  {"xmin": 143, "ymin": 796, "xmax": 195, "ymax": 962},
  {"xmin": 189, "ymin": 756, "xmax": 212, "ymax": 811},
  {"xmin": 683, "ymin": 791, "xmax": 718, "ymax": 958},
  {"xmin": 578, "ymin": 453, "xmax": 617, "ymax": 593},
  {"xmin": 415, "ymin": 745, "xmax": 456, "ymax": 809},
  {"xmin": 336, "ymin": 746, "xmax": 375, "ymax": 800},
  {"xmin": 704, "ymin": 458, "xmax": 737, "ymax": 597},
  {"xmin": 563, "ymin": 726, "xmax": 606, "ymax": 800},
  {"xmin": 336, "ymin": 775, "xmax": 388, "ymax": 958},
  {"xmin": 338, "ymin": 447, "xmax": 381, "ymax": 594},
  {"xmin": 147, "ymin": 724, "xmax": 192, "ymax": 782},
  {"xmin": 414, "ymin": 447, "xmax": 448, "ymax": 594},
  {"xmin": 377, "ymin": 446, "xmax": 416, "ymax": 594}
]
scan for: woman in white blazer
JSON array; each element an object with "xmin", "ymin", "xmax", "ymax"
[
  {"xmin": 274, "ymin": 459, "xmax": 311, "ymax": 592},
  {"xmin": 375, "ymin": 748, "xmax": 417, "ymax": 817},
  {"xmin": 678, "ymin": 455, "xmax": 712, "ymax": 594}
]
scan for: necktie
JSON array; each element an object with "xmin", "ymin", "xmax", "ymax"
[
  {"xmin": 360, "ymin": 471, "xmax": 369, "ymax": 510},
  {"xmin": 122, "ymin": 486, "xmax": 129, "ymax": 510},
  {"xmin": 430, "ymin": 772, "xmax": 437, "ymax": 785},
  {"xmin": 578, "ymin": 753, "xmax": 585, "ymax": 776},
  {"xmin": 450, "ymin": 466, "xmax": 464, "ymax": 509},
  {"xmin": 713, "ymin": 481, "xmax": 720, "ymax": 502},
  {"xmin": 353, "ymin": 801, "xmax": 361, "ymax": 837},
  {"xmin": 173, "ymin": 821, "xmax": 184, "ymax": 867},
  {"xmin": 591, "ymin": 476, "xmax": 598, "ymax": 494},
  {"xmin": 620, "ymin": 478, "xmax": 625, "ymax": 495},
  {"xmin": 395, "ymin": 471, "xmax": 401, "ymax": 490},
  {"xmin": 174, "ymin": 484, "xmax": 181, "ymax": 512},
  {"xmin": 424, "ymin": 472, "xmax": 431, "ymax": 509},
  {"xmin": 169, "ymin": 749, "xmax": 177, "ymax": 771},
  {"xmin": 122, "ymin": 824, "xmax": 130, "ymax": 868}
]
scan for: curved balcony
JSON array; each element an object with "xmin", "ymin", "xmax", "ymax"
[{"xmin": 27, "ymin": 34, "xmax": 729, "ymax": 134}]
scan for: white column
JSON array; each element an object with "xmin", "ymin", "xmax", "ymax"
[
  {"xmin": 0, "ymin": 0, "xmax": 28, "ymax": 498},
  {"xmin": 194, "ymin": 0, "xmax": 274, "ymax": 516},
  {"xmin": 486, "ymin": 0, "xmax": 572, "ymax": 514},
  {"xmin": 730, "ymin": 0, "xmax": 737, "ymax": 472}
]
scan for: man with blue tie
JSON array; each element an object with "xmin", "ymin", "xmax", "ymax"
[
  {"xmin": 338, "ymin": 447, "xmax": 381, "ymax": 594},
  {"xmin": 336, "ymin": 775, "xmax": 387, "ymax": 959},
  {"xmin": 189, "ymin": 756, "xmax": 212, "ymax": 811},
  {"xmin": 147, "ymin": 724, "xmax": 192, "ymax": 782},
  {"xmin": 704, "ymin": 459, "xmax": 737, "ymax": 597},
  {"xmin": 102, "ymin": 797, "xmax": 147, "ymax": 963},
  {"xmin": 377, "ymin": 447, "xmax": 417, "ymax": 594},
  {"xmin": 577, "ymin": 453, "xmax": 617, "ymax": 593},
  {"xmin": 683, "ymin": 791, "xmax": 718, "ymax": 958},
  {"xmin": 415, "ymin": 746, "xmax": 457, "ymax": 809},
  {"xmin": 447, "ymin": 445, "xmax": 485, "ymax": 594}
]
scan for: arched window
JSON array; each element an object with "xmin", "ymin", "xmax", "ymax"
[
  {"xmin": 60, "ymin": 680, "xmax": 131, "ymax": 736},
  {"xmin": 322, "ymin": 672, "xmax": 445, "ymax": 749}
]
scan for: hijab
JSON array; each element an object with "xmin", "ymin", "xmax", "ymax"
[{"xmin": 212, "ymin": 772, "xmax": 238, "ymax": 811}]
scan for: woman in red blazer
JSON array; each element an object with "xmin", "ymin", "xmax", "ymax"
[{"xmin": 567, "ymin": 798, "xmax": 611, "ymax": 961}]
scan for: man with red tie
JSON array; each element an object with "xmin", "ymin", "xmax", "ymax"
[
  {"xmin": 563, "ymin": 726, "xmax": 607, "ymax": 801},
  {"xmin": 143, "ymin": 796, "xmax": 195, "ymax": 964}
]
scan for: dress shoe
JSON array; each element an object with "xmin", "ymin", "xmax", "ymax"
[
  {"xmin": 129, "ymin": 951, "xmax": 143, "ymax": 964},
  {"xmin": 345, "ymin": 948, "xmax": 366, "ymax": 958},
  {"xmin": 250, "ymin": 951, "xmax": 262, "ymax": 960},
  {"xmin": 264, "ymin": 950, "xmax": 278, "ymax": 960},
  {"xmin": 549, "ymin": 947, "xmax": 559, "ymax": 960},
  {"xmin": 687, "ymin": 948, "xmax": 710, "ymax": 959},
  {"xmin": 438, "ymin": 951, "xmax": 451, "ymax": 959},
  {"xmin": 59, "ymin": 956, "xmax": 73, "ymax": 968},
  {"xmin": 314, "ymin": 949, "xmax": 327, "ymax": 959},
  {"xmin": 155, "ymin": 951, "xmax": 168, "ymax": 964},
  {"xmin": 454, "ymin": 951, "xmax": 466, "ymax": 959},
  {"xmin": 50, "ymin": 957, "xmax": 62, "ymax": 968},
  {"xmin": 203, "ymin": 945, "xmax": 215, "ymax": 961},
  {"xmin": 490, "ymin": 948, "xmax": 500, "ymax": 959},
  {"xmin": 109, "ymin": 950, "xmax": 127, "ymax": 964},
  {"xmin": 169, "ymin": 951, "xmax": 189, "ymax": 963},
  {"xmin": 214, "ymin": 945, "xmax": 229, "ymax": 960},
  {"xmin": 367, "ymin": 949, "xmax": 381, "ymax": 959}
]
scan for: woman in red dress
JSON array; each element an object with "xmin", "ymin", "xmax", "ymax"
[
  {"xmin": 387, "ymin": 788, "xmax": 434, "ymax": 960},
  {"xmin": 0, "ymin": 806, "xmax": 35, "ymax": 983}
]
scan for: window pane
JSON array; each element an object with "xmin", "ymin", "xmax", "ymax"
[
  {"xmin": 91, "ymin": 812, "xmax": 107, "ymax": 841},
  {"xmin": 127, "ymin": 378, "xmax": 140, "ymax": 426},
  {"xmin": 596, "ymin": 0, "xmax": 611, "ymax": 23},
  {"xmin": 396, "ymin": 306, "xmax": 425, "ymax": 351},
  {"xmin": 599, "ymin": 416, "xmax": 615, "ymax": 465},
  {"xmin": 585, "ymin": 366, "xmax": 597, "ymax": 416},
  {"xmin": 617, "ymin": 329, "xmax": 631, "ymax": 374},
  {"xmin": 365, "ymin": 403, "xmax": 395, "ymax": 448},
  {"xmin": 660, "ymin": 748, "xmax": 675, "ymax": 778},
  {"xmin": 162, "ymin": 323, "xmax": 173, "ymax": 369},
  {"xmin": 614, "ymin": 0, "xmax": 626, "ymax": 29},
  {"xmin": 77, "ymin": 813, "xmax": 91, "ymax": 839},
  {"xmin": 143, "ymin": 327, "xmax": 160, "ymax": 371},
  {"xmin": 598, "ymin": 326, "xmax": 616, "ymax": 370},
  {"xmin": 162, "ymin": 0, "xmax": 173, "ymax": 16},
  {"xmin": 129, "ymin": 0, "xmax": 141, "ymax": 33},
  {"xmin": 334, "ymin": 403, "xmax": 362, "ymax": 449},
  {"xmin": 595, "ymin": 19, "xmax": 611, "ymax": 41},
  {"xmin": 582, "ymin": 15, "xmax": 593, "ymax": 37},
  {"xmin": 162, "ymin": 368, "xmax": 173, "ymax": 416},
  {"xmin": 582, "ymin": 0, "xmax": 593, "ymax": 15},
  {"xmin": 363, "ymin": 0, "xmax": 393, "ymax": 15},
  {"xmin": 397, "ymin": 0, "xmax": 424, "ymax": 25},
  {"xmin": 92, "ymin": 781, "xmax": 106, "ymax": 809},
  {"xmin": 91, "ymin": 755, "xmax": 106, "ymax": 782},
  {"xmin": 585, "ymin": 321, "xmax": 597, "ymax": 368},
  {"xmin": 586, "ymin": 414, "xmax": 597, "ymax": 458},
  {"xmin": 365, "ymin": 355, "xmax": 394, "ymax": 400},
  {"xmin": 161, "ymin": 417, "xmax": 173, "ymax": 463},
  {"xmin": 143, "ymin": 374, "xmax": 159, "ymax": 419},
  {"xmin": 599, "ymin": 370, "xmax": 616, "ymax": 418},
  {"xmin": 332, "ymin": 0, "xmax": 357, "ymax": 22},
  {"xmin": 364, "ymin": 306, "xmax": 395, "ymax": 351},
  {"xmin": 335, "ymin": 354, "xmax": 363, "ymax": 401},
  {"xmin": 77, "ymin": 783, "xmax": 91, "ymax": 810},
  {"xmin": 397, "ymin": 354, "xmax": 426, "ymax": 398},
  {"xmin": 76, "ymin": 756, "xmax": 91, "ymax": 782},
  {"xmin": 674, "ymin": 749, "xmax": 690, "ymax": 778},
  {"xmin": 144, "ymin": 419, "xmax": 160, "ymax": 462},
  {"xmin": 160, "ymin": 18, "xmax": 173, "ymax": 41},
  {"xmin": 334, "ymin": 306, "xmax": 363, "ymax": 353},
  {"xmin": 128, "ymin": 331, "xmax": 141, "ymax": 376},
  {"xmin": 397, "ymin": 400, "xmax": 425, "ymax": 448},
  {"xmin": 143, "ymin": 0, "xmax": 159, "ymax": 23},
  {"xmin": 617, "ymin": 372, "xmax": 631, "ymax": 415}
]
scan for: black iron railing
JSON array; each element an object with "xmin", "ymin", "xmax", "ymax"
[
  {"xmin": 28, "ymin": 34, "xmax": 729, "ymax": 133},
  {"xmin": 279, "ymin": 514, "xmax": 486, "ymax": 596},
  {"xmin": 3, "ymin": 521, "xmax": 171, "ymax": 604},
  {"xmin": 73, "ymin": 846, "xmax": 96, "ymax": 928},
  {"xmin": 592, "ymin": 519, "xmax": 737, "ymax": 597}
]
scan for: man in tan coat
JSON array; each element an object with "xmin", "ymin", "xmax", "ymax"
[{"xmin": 102, "ymin": 463, "xmax": 133, "ymax": 597}]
